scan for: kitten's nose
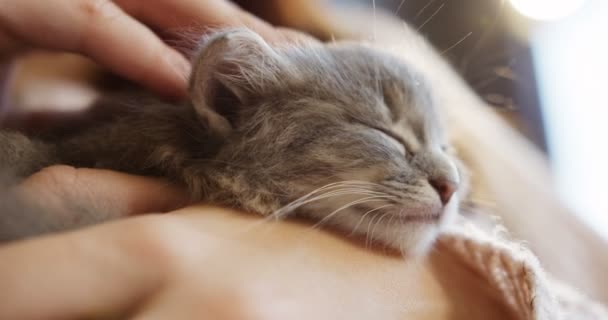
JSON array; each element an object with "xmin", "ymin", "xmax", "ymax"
[{"xmin": 429, "ymin": 178, "xmax": 457, "ymax": 206}]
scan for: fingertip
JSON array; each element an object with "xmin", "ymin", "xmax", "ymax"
[
  {"xmin": 74, "ymin": 1, "xmax": 191, "ymax": 100},
  {"xmin": 157, "ymin": 48, "xmax": 191, "ymax": 99}
]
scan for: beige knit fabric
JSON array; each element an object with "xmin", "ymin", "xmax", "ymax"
[{"xmin": 439, "ymin": 218, "xmax": 608, "ymax": 320}]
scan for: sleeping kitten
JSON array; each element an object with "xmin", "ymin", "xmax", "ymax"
[{"xmin": 0, "ymin": 29, "xmax": 461, "ymax": 254}]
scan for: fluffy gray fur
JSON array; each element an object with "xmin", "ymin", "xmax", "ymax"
[{"xmin": 0, "ymin": 29, "xmax": 461, "ymax": 253}]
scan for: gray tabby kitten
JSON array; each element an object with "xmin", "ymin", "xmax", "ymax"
[{"xmin": 0, "ymin": 29, "xmax": 461, "ymax": 254}]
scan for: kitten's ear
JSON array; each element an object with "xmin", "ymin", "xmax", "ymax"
[{"xmin": 189, "ymin": 29, "xmax": 290, "ymax": 136}]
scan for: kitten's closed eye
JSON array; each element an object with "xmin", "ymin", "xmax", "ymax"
[{"xmin": 373, "ymin": 128, "xmax": 406, "ymax": 156}]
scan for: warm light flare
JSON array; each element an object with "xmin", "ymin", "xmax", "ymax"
[{"xmin": 509, "ymin": 0, "xmax": 586, "ymax": 21}]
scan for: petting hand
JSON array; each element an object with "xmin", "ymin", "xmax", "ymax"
[
  {"xmin": 0, "ymin": 206, "xmax": 442, "ymax": 320},
  {"xmin": 4, "ymin": 165, "xmax": 190, "ymax": 240},
  {"xmin": 0, "ymin": 0, "xmax": 292, "ymax": 98},
  {"xmin": 0, "ymin": 205, "xmax": 507, "ymax": 319}
]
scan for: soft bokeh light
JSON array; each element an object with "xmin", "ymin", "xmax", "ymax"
[
  {"xmin": 510, "ymin": 0, "xmax": 586, "ymax": 20},
  {"xmin": 533, "ymin": 0, "xmax": 608, "ymax": 238}
]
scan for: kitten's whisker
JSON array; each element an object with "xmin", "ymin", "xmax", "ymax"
[
  {"xmin": 459, "ymin": 0, "xmax": 506, "ymax": 73},
  {"xmin": 325, "ymin": 180, "xmax": 389, "ymax": 188},
  {"xmin": 395, "ymin": 0, "xmax": 407, "ymax": 14},
  {"xmin": 349, "ymin": 204, "xmax": 394, "ymax": 236},
  {"xmin": 381, "ymin": 208, "xmax": 403, "ymax": 250},
  {"xmin": 300, "ymin": 185, "xmax": 379, "ymax": 198},
  {"xmin": 364, "ymin": 211, "xmax": 382, "ymax": 248},
  {"xmin": 273, "ymin": 191, "xmax": 395, "ymax": 219},
  {"xmin": 387, "ymin": 212, "xmax": 398, "ymax": 247},
  {"xmin": 233, "ymin": 178, "xmax": 400, "ymax": 236},
  {"xmin": 271, "ymin": 181, "xmax": 396, "ymax": 216},
  {"xmin": 276, "ymin": 188, "xmax": 390, "ymax": 211},
  {"xmin": 271, "ymin": 182, "xmax": 365, "ymax": 205},
  {"xmin": 290, "ymin": 189, "xmax": 392, "ymax": 205},
  {"xmin": 310, "ymin": 196, "xmax": 394, "ymax": 230},
  {"xmin": 415, "ymin": 0, "xmax": 436, "ymax": 19},
  {"xmin": 322, "ymin": 181, "xmax": 387, "ymax": 189},
  {"xmin": 440, "ymin": 31, "xmax": 473, "ymax": 56},
  {"xmin": 376, "ymin": 216, "xmax": 390, "ymax": 254},
  {"xmin": 288, "ymin": 180, "xmax": 380, "ymax": 199},
  {"xmin": 368, "ymin": 211, "xmax": 392, "ymax": 247},
  {"xmin": 416, "ymin": 2, "xmax": 445, "ymax": 32}
]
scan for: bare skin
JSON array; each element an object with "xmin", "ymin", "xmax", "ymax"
[
  {"xmin": 0, "ymin": 200, "xmax": 508, "ymax": 320},
  {"xmin": 0, "ymin": 0, "xmax": 293, "ymax": 98}
]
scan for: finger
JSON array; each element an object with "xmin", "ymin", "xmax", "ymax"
[
  {"xmin": 7, "ymin": 166, "xmax": 189, "ymax": 239},
  {"xmin": 73, "ymin": 0, "xmax": 191, "ymax": 98},
  {"xmin": 0, "ymin": 218, "xmax": 166, "ymax": 319},
  {"xmin": 0, "ymin": 0, "xmax": 191, "ymax": 98},
  {"xmin": 115, "ymin": 0, "xmax": 284, "ymax": 43},
  {"xmin": 18, "ymin": 165, "xmax": 190, "ymax": 219}
]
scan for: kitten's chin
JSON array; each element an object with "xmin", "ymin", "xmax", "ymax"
[
  {"xmin": 395, "ymin": 198, "xmax": 459, "ymax": 256},
  {"xmin": 342, "ymin": 197, "xmax": 459, "ymax": 256},
  {"xmin": 366, "ymin": 222, "xmax": 441, "ymax": 256},
  {"xmin": 299, "ymin": 194, "xmax": 459, "ymax": 255}
]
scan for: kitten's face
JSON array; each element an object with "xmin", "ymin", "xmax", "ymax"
[{"xmin": 191, "ymin": 30, "xmax": 461, "ymax": 254}]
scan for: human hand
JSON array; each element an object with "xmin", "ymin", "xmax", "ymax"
[
  {"xmin": 0, "ymin": 206, "xmax": 426, "ymax": 320},
  {"xmin": 2, "ymin": 165, "xmax": 189, "ymax": 240},
  {"xmin": 0, "ymin": 204, "xmax": 507, "ymax": 320},
  {"xmin": 0, "ymin": 0, "xmax": 294, "ymax": 98}
]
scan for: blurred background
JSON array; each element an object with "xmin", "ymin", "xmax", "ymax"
[{"xmin": 349, "ymin": 0, "xmax": 608, "ymax": 238}]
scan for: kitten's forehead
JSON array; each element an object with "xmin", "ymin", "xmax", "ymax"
[
  {"xmin": 314, "ymin": 44, "xmax": 441, "ymax": 142},
  {"xmin": 270, "ymin": 42, "xmax": 443, "ymax": 147}
]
